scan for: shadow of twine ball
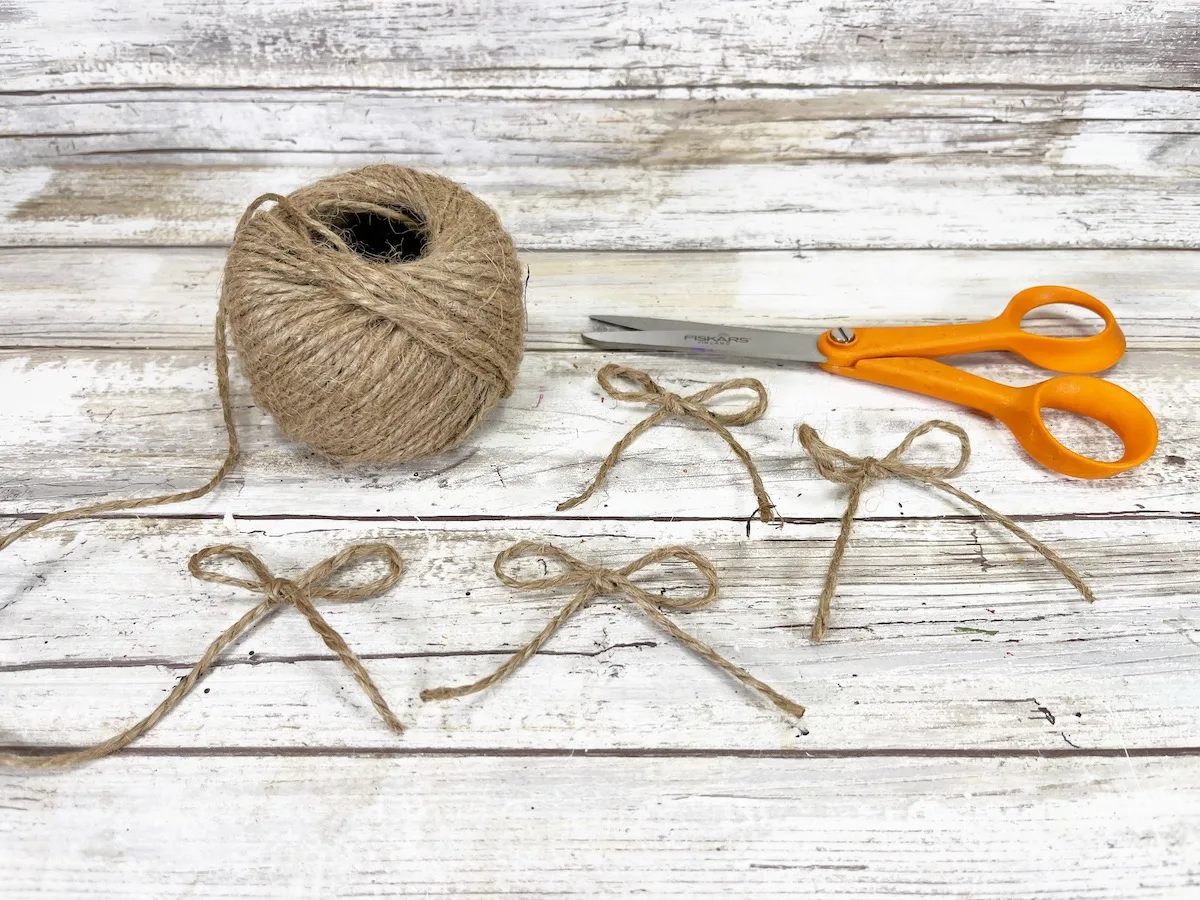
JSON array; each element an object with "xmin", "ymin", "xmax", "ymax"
[{"xmin": 221, "ymin": 166, "xmax": 526, "ymax": 463}]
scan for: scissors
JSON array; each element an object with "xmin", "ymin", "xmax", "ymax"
[{"xmin": 582, "ymin": 285, "xmax": 1158, "ymax": 479}]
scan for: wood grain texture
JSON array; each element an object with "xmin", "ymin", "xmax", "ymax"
[
  {"xmin": 3, "ymin": 0, "xmax": 1199, "ymax": 894},
  {"xmin": 1, "ymin": 516, "xmax": 1196, "ymax": 752},
  {"xmin": 3, "ymin": 87, "xmax": 1198, "ymax": 167},
  {"xmin": 0, "ymin": 347, "xmax": 1190, "ymax": 520},
  {"xmin": 4, "ymin": 0, "xmax": 1199, "ymax": 91},
  {"xmin": 3, "ymin": 247, "xmax": 1199, "ymax": 350},
  {"xmin": 5, "ymin": 162, "xmax": 1199, "ymax": 249},
  {"xmin": 4, "ymin": 756, "xmax": 1199, "ymax": 899}
]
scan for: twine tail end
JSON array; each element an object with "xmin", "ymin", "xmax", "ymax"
[{"xmin": 778, "ymin": 698, "xmax": 806, "ymax": 719}]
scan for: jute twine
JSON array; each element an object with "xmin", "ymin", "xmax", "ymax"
[
  {"xmin": 225, "ymin": 166, "xmax": 525, "ymax": 462},
  {"xmin": 0, "ymin": 166, "xmax": 522, "ymax": 767},
  {"xmin": 559, "ymin": 365, "xmax": 777, "ymax": 522},
  {"xmin": 0, "ymin": 544, "xmax": 404, "ymax": 769},
  {"xmin": 796, "ymin": 420, "xmax": 1094, "ymax": 642},
  {"xmin": 421, "ymin": 540, "xmax": 805, "ymax": 719}
]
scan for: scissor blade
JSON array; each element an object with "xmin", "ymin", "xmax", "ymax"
[
  {"xmin": 589, "ymin": 314, "xmax": 775, "ymax": 337},
  {"xmin": 582, "ymin": 327, "xmax": 828, "ymax": 363}
]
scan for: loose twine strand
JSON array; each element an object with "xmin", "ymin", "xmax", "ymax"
[
  {"xmin": 797, "ymin": 420, "xmax": 1095, "ymax": 643},
  {"xmin": 0, "ymin": 193, "xmax": 302, "ymax": 559},
  {"xmin": 0, "ymin": 282, "xmax": 240, "ymax": 559},
  {"xmin": 558, "ymin": 365, "xmax": 777, "ymax": 523},
  {"xmin": 0, "ymin": 544, "xmax": 404, "ymax": 770},
  {"xmin": 420, "ymin": 540, "xmax": 805, "ymax": 719}
]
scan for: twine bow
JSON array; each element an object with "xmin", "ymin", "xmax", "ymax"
[
  {"xmin": 558, "ymin": 364, "xmax": 777, "ymax": 522},
  {"xmin": 0, "ymin": 543, "xmax": 404, "ymax": 770},
  {"xmin": 797, "ymin": 420, "xmax": 1094, "ymax": 642},
  {"xmin": 421, "ymin": 540, "xmax": 805, "ymax": 719}
]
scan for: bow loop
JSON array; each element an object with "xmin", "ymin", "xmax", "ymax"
[
  {"xmin": 493, "ymin": 540, "xmax": 595, "ymax": 591},
  {"xmin": 424, "ymin": 541, "xmax": 803, "ymax": 719},
  {"xmin": 189, "ymin": 543, "xmax": 277, "ymax": 592},
  {"xmin": 596, "ymin": 364, "xmax": 668, "ymax": 403},
  {"xmin": 687, "ymin": 377, "xmax": 770, "ymax": 427},
  {"xmin": 797, "ymin": 420, "xmax": 1093, "ymax": 643},
  {"xmin": 560, "ymin": 365, "xmax": 777, "ymax": 523},
  {"xmin": 618, "ymin": 545, "xmax": 720, "ymax": 611},
  {"xmin": 296, "ymin": 542, "xmax": 405, "ymax": 601},
  {"xmin": 881, "ymin": 420, "xmax": 971, "ymax": 479}
]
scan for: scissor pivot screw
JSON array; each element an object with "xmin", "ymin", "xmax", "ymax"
[{"xmin": 829, "ymin": 327, "xmax": 856, "ymax": 345}]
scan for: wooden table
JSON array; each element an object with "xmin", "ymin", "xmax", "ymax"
[{"xmin": 2, "ymin": 2, "xmax": 1198, "ymax": 896}]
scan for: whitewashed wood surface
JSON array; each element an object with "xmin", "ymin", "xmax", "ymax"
[{"xmin": 2, "ymin": 2, "xmax": 1199, "ymax": 897}]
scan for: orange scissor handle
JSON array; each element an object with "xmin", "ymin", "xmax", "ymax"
[
  {"xmin": 821, "ymin": 356, "xmax": 1159, "ymax": 478},
  {"xmin": 818, "ymin": 286, "xmax": 1127, "ymax": 374}
]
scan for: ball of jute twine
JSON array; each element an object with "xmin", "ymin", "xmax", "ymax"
[{"xmin": 225, "ymin": 165, "xmax": 526, "ymax": 462}]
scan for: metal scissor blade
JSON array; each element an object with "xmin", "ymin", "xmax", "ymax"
[
  {"xmin": 589, "ymin": 314, "xmax": 775, "ymax": 337},
  {"xmin": 582, "ymin": 327, "xmax": 828, "ymax": 363}
]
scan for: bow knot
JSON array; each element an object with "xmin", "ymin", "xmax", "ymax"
[
  {"xmin": 796, "ymin": 420, "xmax": 1093, "ymax": 643},
  {"xmin": 559, "ymin": 365, "xmax": 777, "ymax": 522},
  {"xmin": 656, "ymin": 392, "xmax": 691, "ymax": 417},
  {"xmin": 856, "ymin": 456, "xmax": 889, "ymax": 482},
  {"xmin": 797, "ymin": 420, "xmax": 971, "ymax": 488},
  {"xmin": 422, "ymin": 540, "xmax": 805, "ymax": 720},
  {"xmin": 265, "ymin": 576, "xmax": 305, "ymax": 607},
  {"xmin": 588, "ymin": 570, "xmax": 629, "ymax": 596},
  {"xmin": 187, "ymin": 543, "xmax": 407, "ymax": 732},
  {"xmin": 1, "ymin": 542, "xmax": 408, "ymax": 770}
]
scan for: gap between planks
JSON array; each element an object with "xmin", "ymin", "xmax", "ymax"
[{"xmin": 3, "ymin": 745, "xmax": 1199, "ymax": 759}]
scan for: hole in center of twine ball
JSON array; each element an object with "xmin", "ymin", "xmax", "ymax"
[{"xmin": 334, "ymin": 210, "xmax": 427, "ymax": 262}]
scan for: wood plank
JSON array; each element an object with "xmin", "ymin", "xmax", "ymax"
[
  {"xmin": 3, "ymin": 756, "xmax": 1200, "ymax": 898},
  {"xmin": 5, "ymin": 755, "xmax": 1199, "ymax": 898},
  {"xmin": 0, "ymin": 348, "xmax": 1190, "ymax": 520},
  {"xmin": 5, "ymin": 162, "xmax": 1199, "ymax": 249},
  {"xmin": 4, "ymin": 0, "xmax": 1199, "ymax": 91},
  {"xmin": 3, "ymin": 87, "xmax": 1198, "ymax": 167},
  {"xmin": 2, "ymin": 247, "xmax": 1198, "ymax": 350},
  {"xmin": 1, "ymin": 516, "xmax": 1197, "ymax": 751}
]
